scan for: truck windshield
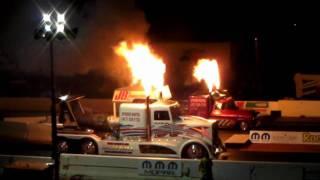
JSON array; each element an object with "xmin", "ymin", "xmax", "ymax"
[
  {"xmin": 170, "ymin": 105, "xmax": 182, "ymax": 122},
  {"xmin": 221, "ymin": 100, "xmax": 237, "ymax": 110},
  {"xmin": 70, "ymin": 100, "xmax": 85, "ymax": 116}
]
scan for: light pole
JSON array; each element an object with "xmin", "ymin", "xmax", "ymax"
[
  {"xmin": 34, "ymin": 11, "xmax": 76, "ymax": 180},
  {"xmin": 49, "ymin": 34, "xmax": 58, "ymax": 180}
]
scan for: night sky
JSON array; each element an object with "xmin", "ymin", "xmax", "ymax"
[{"xmin": 0, "ymin": 0, "xmax": 318, "ymax": 99}]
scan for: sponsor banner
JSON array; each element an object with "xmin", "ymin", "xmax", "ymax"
[
  {"xmin": 250, "ymin": 130, "xmax": 320, "ymax": 145},
  {"xmin": 113, "ymin": 90, "xmax": 130, "ymax": 102},
  {"xmin": 235, "ymin": 101, "xmax": 269, "ymax": 113},
  {"xmin": 138, "ymin": 159, "xmax": 181, "ymax": 177},
  {"xmin": 245, "ymin": 101, "xmax": 269, "ymax": 108},
  {"xmin": 113, "ymin": 89, "xmax": 161, "ymax": 102},
  {"xmin": 120, "ymin": 112, "xmax": 141, "ymax": 122},
  {"xmin": 103, "ymin": 141, "xmax": 133, "ymax": 154}
]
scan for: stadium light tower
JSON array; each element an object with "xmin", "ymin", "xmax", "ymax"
[{"xmin": 34, "ymin": 10, "xmax": 77, "ymax": 180}]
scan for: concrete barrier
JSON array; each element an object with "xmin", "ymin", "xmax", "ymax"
[{"xmin": 0, "ymin": 155, "xmax": 52, "ymax": 171}]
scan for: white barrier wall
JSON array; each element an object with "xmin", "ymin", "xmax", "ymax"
[
  {"xmin": 60, "ymin": 154, "xmax": 202, "ymax": 180},
  {"xmin": 236, "ymin": 100, "xmax": 320, "ymax": 118},
  {"xmin": 250, "ymin": 130, "xmax": 320, "ymax": 145},
  {"xmin": 60, "ymin": 154, "xmax": 320, "ymax": 180},
  {"xmin": 278, "ymin": 100, "xmax": 320, "ymax": 117}
]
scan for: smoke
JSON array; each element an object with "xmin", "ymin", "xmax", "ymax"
[
  {"xmin": 58, "ymin": 0, "xmax": 149, "ymax": 86},
  {"xmin": 1, "ymin": 0, "xmax": 149, "ymax": 87}
]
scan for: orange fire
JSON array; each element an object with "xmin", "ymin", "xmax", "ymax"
[
  {"xmin": 193, "ymin": 59, "xmax": 220, "ymax": 92},
  {"xmin": 115, "ymin": 41, "xmax": 166, "ymax": 96}
]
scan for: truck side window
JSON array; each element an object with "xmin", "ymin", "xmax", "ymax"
[
  {"xmin": 222, "ymin": 101, "xmax": 237, "ymax": 110},
  {"xmin": 154, "ymin": 111, "xmax": 170, "ymax": 121}
]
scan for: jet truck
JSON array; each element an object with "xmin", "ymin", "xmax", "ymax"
[
  {"xmin": 56, "ymin": 87, "xmax": 223, "ymax": 159},
  {"xmin": 188, "ymin": 91, "xmax": 257, "ymax": 131}
]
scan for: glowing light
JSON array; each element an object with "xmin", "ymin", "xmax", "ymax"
[
  {"xmin": 115, "ymin": 41, "xmax": 166, "ymax": 96},
  {"xmin": 56, "ymin": 22, "xmax": 65, "ymax": 33},
  {"xmin": 57, "ymin": 13, "xmax": 65, "ymax": 24},
  {"xmin": 44, "ymin": 24, "xmax": 51, "ymax": 32},
  {"xmin": 59, "ymin": 95, "xmax": 69, "ymax": 101},
  {"xmin": 193, "ymin": 59, "xmax": 220, "ymax": 92},
  {"xmin": 43, "ymin": 13, "xmax": 51, "ymax": 23}
]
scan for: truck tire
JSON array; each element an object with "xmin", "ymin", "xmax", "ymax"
[
  {"xmin": 57, "ymin": 138, "xmax": 69, "ymax": 153},
  {"xmin": 182, "ymin": 143, "xmax": 208, "ymax": 159},
  {"xmin": 80, "ymin": 139, "xmax": 98, "ymax": 154},
  {"xmin": 239, "ymin": 121, "xmax": 249, "ymax": 132}
]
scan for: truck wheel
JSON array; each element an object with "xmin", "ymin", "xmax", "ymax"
[
  {"xmin": 57, "ymin": 139, "xmax": 69, "ymax": 153},
  {"xmin": 80, "ymin": 139, "xmax": 98, "ymax": 154},
  {"xmin": 182, "ymin": 143, "xmax": 208, "ymax": 159},
  {"xmin": 239, "ymin": 121, "xmax": 249, "ymax": 132}
]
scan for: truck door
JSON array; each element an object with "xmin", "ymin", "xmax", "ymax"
[
  {"xmin": 151, "ymin": 109, "xmax": 174, "ymax": 137},
  {"xmin": 214, "ymin": 99, "xmax": 239, "ymax": 119}
]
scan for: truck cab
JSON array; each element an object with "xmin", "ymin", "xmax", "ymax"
[
  {"xmin": 119, "ymin": 100, "xmax": 180, "ymax": 129},
  {"xmin": 189, "ymin": 93, "xmax": 257, "ymax": 131},
  {"xmin": 58, "ymin": 96, "xmax": 110, "ymax": 132}
]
